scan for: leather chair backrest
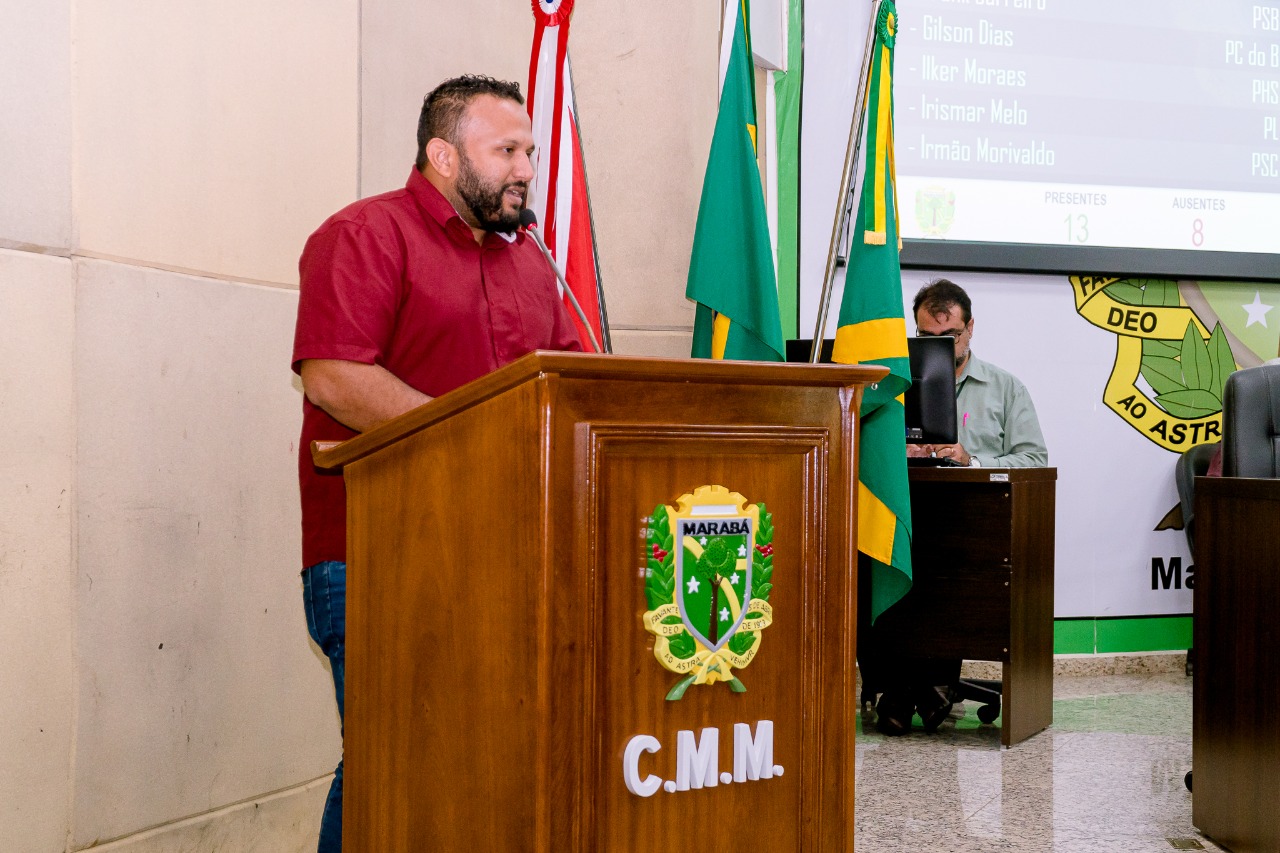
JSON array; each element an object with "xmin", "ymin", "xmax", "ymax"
[
  {"xmin": 1222, "ymin": 363, "xmax": 1280, "ymax": 478},
  {"xmin": 1175, "ymin": 441, "xmax": 1219, "ymax": 550}
]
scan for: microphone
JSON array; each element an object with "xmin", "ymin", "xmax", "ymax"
[{"xmin": 519, "ymin": 208, "xmax": 603, "ymax": 354}]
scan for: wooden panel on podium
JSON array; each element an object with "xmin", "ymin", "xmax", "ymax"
[
  {"xmin": 313, "ymin": 352, "xmax": 886, "ymax": 853},
  {"xmin": 1193, "ymin": 476, "xmax": 1280, "ymax": 853}
]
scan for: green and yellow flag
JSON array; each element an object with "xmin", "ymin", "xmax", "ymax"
[
  {"xmin": 686, "ymin": 0, "xmax": 785, "ymax": 362},
  {"xmin": 832, "ymin": 0, "xmax": 912, "ymax": 620}
]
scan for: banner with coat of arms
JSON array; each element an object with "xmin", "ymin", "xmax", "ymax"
[{"xmin": 891, "ymin": 270, "xmax": 1280, "ymax": 627}]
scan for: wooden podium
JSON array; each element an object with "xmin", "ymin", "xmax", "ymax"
[
  {"xmin": 1193, "ymin": 476, "xmax": 1280, "ymax": 852},
  {"xmin": 313, "ymin": 352, "xmax": 885, "ymax": 853}
]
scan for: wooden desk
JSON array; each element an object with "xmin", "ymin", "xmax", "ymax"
[
  {"xmin": 872, "ymin": 467, "xmax": 1056, "ymax": 747},
  {"xmin": 1193, "ymin": 476, "xmax": 1280, "ymax": 853}
]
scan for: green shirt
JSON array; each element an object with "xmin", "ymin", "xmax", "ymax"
[{"xmin": 956, "ymin": 353, "xmax": 1048, "ymax": 467}]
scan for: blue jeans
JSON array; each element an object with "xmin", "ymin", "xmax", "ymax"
[{"xmin": 303, "ymin": 560, "xmax": 346, "ymax": 853}]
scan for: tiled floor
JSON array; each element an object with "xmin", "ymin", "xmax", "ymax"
[{"xmin": 854, "ymin": 672, "xmax": 1225, "ymax": 852}]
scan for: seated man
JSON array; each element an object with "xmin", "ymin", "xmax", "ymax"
[
  {"xmin": 906, "ymin": 278, "xmax": 1048, "ymax": 469},
  {"xmin": 866, "ymin": 278, "xmax": 1048, "ymax": 735}
]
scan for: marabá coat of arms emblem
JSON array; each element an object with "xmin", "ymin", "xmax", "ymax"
[{"xmin": 643, "ymin": 485, "xmax": 774, "ymax": 701}]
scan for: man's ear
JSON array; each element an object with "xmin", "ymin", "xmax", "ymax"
[{"xmin": 425, "ymin": 138, "xmax": 456, "ymax": 178}]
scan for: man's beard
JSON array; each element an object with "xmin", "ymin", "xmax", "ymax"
[{"xmin": 456, "ymin": 152, "xmax": 526, "ymax": 233}]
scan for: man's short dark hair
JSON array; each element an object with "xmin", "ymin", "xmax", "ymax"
[
  {"xmin": 416, "ymin": 75, "xmax": 525, "ymax": 170},
  {"xmin": 912, "ymin": 278, "xmax": 972, "ymax": 324}
]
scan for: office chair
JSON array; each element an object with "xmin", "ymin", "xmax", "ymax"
[
  {"xmin": 946, "ymin": 676, "xmax": 1002, "ymax": 724},
  {"xmin": 1221, "ymin": 363, "xmax": 1280, "ymax": 478},
  {"xmin": 1175, "ymin": 442, "xmax": 1219, "ymax": 677},
  {"xmin": 1176, "ymin": 442, "xmax": 1221, "ymax": 552}
]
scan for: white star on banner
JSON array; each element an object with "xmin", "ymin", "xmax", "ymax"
[
  {"xmin": 719, "ymin": 607, "xmax": 731, "ymax": 622},
  {"xmin": 738, "ymin": 544, "xmax": 747, "ymax": 557},
  {"xmin": 687, "ymin": 576, "xmax": 700, "ymax": 594},
  {"xmin": 1243, "ymin": 291, "xmax": 1274, "ymax": 328},
  {"xmin": 729, "ymin": 571, "xmax": 740, "ymax": 585},
  {"xmin": 699, "ymin": 536, "xmax": 708, "ymax": 546}
]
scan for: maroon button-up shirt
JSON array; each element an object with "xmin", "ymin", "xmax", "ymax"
[{"xmin": 292, "ymin": 169, "xmax": 582, "ymax": 568}]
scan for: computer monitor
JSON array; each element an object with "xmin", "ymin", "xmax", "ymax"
[
  {"xmin": 905, "ymin": 336, "xmax": 957, "ymax": 445},
  {"xmin": 784, "ymin": 338, "xmax": 833, "ymax": 364},
  {"xmin": 784, "ymin": 336, "xmax": 957, "ymax": 445}
]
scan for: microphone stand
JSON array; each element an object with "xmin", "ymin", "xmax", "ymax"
[{"xmin": 523, "ymin": 221, "xmax": 604, "ymax": 354}]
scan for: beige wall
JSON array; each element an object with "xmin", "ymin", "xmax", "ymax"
[
  {"xmin": 0, "ymin": 249, "xmax": 76, "ymax": 853},
  {"xmin": 73, "ymin": 0, "xmax": 359, "ymax": 285},
  {"xmin": 1, "ymin": 4, "xmax": 77, "ymax": 852},
  {"xmin": 0, "ymin": 3, "xmax": 71, "ymax": 252},
  {"xmin": 573, "ymin": 2, "xmax": 719, "ymax": 344},
  {"xmin": 2, "ymin": 1, "xmax": 712, "ymax": 849}
]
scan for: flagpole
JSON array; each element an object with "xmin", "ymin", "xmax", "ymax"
[
  {"xmin": 565, "ymin": 53, "xmax": 613, "ymax": 353},
  {"xmin": 809, "ymin": 0, "xmax": 882, "ymax": 363}
]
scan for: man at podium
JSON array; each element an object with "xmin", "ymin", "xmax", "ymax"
[{"xmin": 290, "ymin": 74, "xmax": 582, "ymax": 851}]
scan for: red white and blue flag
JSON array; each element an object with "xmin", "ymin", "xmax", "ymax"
[{"xmin": 527, "ymin": 0, "xmax": 609, "ymax": 351}]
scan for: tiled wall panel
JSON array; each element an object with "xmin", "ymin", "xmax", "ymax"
[
  {"xmin": 74, "ymin": 1, "xmax": 359, "ymax": 285},
  {"xmin": 72, "ymin": 260, "xmax": 340, "ymax": 844},
  {"xmin": 0, "ymin": 2, "xmax": 72, "ymax": 249},
  {"xmin": 0, "ymin": 249, "xmax": 75, "ymax": 852}
]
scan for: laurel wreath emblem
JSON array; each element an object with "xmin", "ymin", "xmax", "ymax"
[
  {"xmin": 643, "ymin": 500, "xmax": 774, "ymax": 701},
  {"xmin": 1106, "ymin": 279, "xmax": 1234, "ymax": 418}
]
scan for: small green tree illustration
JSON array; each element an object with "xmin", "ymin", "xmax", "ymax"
[{"xmin": 691, "ymin": 537, "xmax": 737, "ymax": 644}]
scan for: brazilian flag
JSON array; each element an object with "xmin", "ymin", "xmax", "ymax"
[
  {"xmin": 686, "ymin": 0, "xmax": 785, "ymax": 362},
  {"xmin": 831, "ymin": 0, "xmax": 912, "ymax": 620}
]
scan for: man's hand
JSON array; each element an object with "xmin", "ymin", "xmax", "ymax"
[
  {"xmin": 906, "ymin": 443, "xmax": 930, "ymax": 458},
  {"xmin": 300, "ymin": 359, "xmax": 432, "ymax": 433},
  {"xmin": 930, "ymin": 442, "xmax": 972, "ymax": 466}
]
